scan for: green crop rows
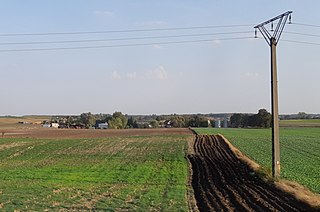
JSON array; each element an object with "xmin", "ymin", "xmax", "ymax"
[
  {"xmin": 195, "ymin": 128, "xmax": 320, "ymax": 193},
  {"xmin": 0, "ymin": 135, "xmax": 190, "ymax": 210}
]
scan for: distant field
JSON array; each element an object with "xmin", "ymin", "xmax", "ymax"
[
  {"xmin": 194, "ymin": 128, "xmax": 320, "ymax": 193},
  {"xmin": 0, "ymin": 116, "xmax": 50, "ymax": 129},
  {"xmin": 280, "ymin": 119, "xmax": 320, "ymax": 127},
  {"xmin": 0, "ymin": 133, "xmax": 192, "ymax": 210}
]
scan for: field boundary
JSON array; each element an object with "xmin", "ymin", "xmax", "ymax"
[
  {"xmin": 186, "ymin": 144, "xmax": 199, "ymax": 212},
  {"xmin": 185, "ymin": 128, "xmax": 199, "ymax": 211}
]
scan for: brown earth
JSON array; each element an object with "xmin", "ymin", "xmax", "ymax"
[
  {"xmin": 0, "ymin": 128, "xmax": 191, "ymax": 139},
  {"xmin": 188, "ymin": 134, "xmax": 318, "ymax": 211}
]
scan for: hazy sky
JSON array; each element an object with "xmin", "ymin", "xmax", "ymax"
[{"xmin": 0, "ymin": 1, "xmax": 319, "ymax": 115}]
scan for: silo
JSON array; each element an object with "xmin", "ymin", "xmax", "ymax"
[
  {"xmin": 215, "ymin": 120, "xmax": 221, "ymax": 128},
  {"xmin": 223, "ymin": 119, "xmax": 228, "ymax": 128}
]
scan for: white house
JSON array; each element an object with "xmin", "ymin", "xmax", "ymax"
[
  {"xmin": 51, "ymin": 123, "xmax": 59, "ymax": 128},
  {"xmin": 98, "ymin": 122, "xmax": 108, "ymax": 129}
]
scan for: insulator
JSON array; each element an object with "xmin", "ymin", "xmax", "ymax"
[
  {"xmin": 271, "ymin": 22, "xmax": 274, "ymax": 31},
  {"xmin": 289, "ymin": 14, "xmax": 292, "ymax": 24},
  {"xmin": 254, "ymin": 29, "xmax": 257, "ymax": 38}
]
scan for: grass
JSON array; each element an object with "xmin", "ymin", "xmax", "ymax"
[
  {"xmin": 0, "ymin": 135, "xmax": 191, "ymax": 210},
  {"xmin": 194, "ymin": 128, "xmax": 320, "ymax": 194},
  {"xmin": 280, "ymin": 119, "xmax": 320, "ymax": 127}
]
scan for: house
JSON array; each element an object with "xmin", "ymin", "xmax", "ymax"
[
  {"xmin": 51, "ymin": 123, "xmax": 59, "ymax": 128},
  {"xmin": 42, "ymin": 123, "xmax": 51, "ymax": 128}
]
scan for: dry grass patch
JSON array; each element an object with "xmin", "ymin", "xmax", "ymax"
[{"xmin": 0, "ymin": 142, "xmax": 29, "ymax": 150}]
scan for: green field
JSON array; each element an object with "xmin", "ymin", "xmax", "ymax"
[
  {"xmin": 0, "ymin": 135, "xmax": 190, "ymax": 210},
  {"xmin": 280, "ymin": 119, "xmax": 320, "ymax": 127},
  {"xmin": 195, "ymin": 128, "xmax": 320, "ymax": 194}
]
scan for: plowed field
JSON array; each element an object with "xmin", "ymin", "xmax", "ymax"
[
  {"xmin": 188, "ymin": 135, "xmax": 315, "ymax": 211},
  {"xmin": 0, "ymin": 128, "xmax": 190, "ymax": 139}
]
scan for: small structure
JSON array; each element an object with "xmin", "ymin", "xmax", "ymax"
[
  {"xmin": 223, "ymin": 119, "xmax": 228, "ymax": 128},
  {"xmin": 42, "ymin": 123, "xmax": 51, "ymax": 128},
  {"xmin": 51, "ymin": 123, "xmax": 59, "ymax": 128},
  {"xmin": 215, "ymin": 120, "xmax": 221, "ymax": 128},
  {"xmin": 165, "ymin": 120, "xmax": 172, "ymax": 128},
  {"xmin": 98, "ymin": 122, "xmax": 108, "ymax": 129}
]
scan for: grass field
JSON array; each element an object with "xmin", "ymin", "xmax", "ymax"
[
  {"xmin": 0, "ymin": 134, "xmax": 191, "ymax": 210},
  {"xmin": 280, "ymin": 119, "xmax": 320, "ymax": 127},
  {"xmin": 194, "ymin": 128, "xmax": 320, "ymax": 194}
]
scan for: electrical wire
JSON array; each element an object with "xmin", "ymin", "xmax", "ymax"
[
  {"xmin": 0, "ymin": 31, "xmax": 252, "ymax": 46},
  {"xmin": 0, "ymin": 24, "xmax": 254, "ymax": 37},
  {"xmin": 282, "ymin": 39, "xmax": 320, "ymax": 46},
  {"xmin": 291, "ymin": 22, "xmax": 320, "ymax": 28},
  {"xmin": 284, "ymin": 31, "xmax": 320, "ymax": 38},
  {"xmin": 0, "ymin": 37, "xmax": 252, "ymax": 52},
  {"xmin": 254, "ymin": 35, "xmax": 320, "ymax": 46}
]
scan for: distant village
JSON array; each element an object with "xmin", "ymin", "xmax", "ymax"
[
  {"xmin": 41, "ymin": 112, "xmax": 230, "ymax": 129},
  {"xmin": 37, "ymin": 110, "xmax": 320, "ymax": 130}
]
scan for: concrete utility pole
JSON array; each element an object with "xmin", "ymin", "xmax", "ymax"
[{"xmin": 254, "ymin": 11, "xmax": 292, "ymax": 178}]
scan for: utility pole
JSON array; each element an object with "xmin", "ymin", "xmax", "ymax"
[{"xmin": 254, "ymin": 11, "xmax": 292, "ymax": 178}]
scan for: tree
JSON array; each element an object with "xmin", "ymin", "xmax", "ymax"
[
  {"xmin": 298, "ymin": 112, "xmax": 308, "ymax": 119},
  {"xmin": 80, "ymin": 112, "xmax": 96, "ymax": 128},
  {"xmin": 127, "ymin": 116, "xmax": 138, "ymax": 128},
  {"xmin": 230, "ymin": 109, "xmax": 271, "ymax": 128},
  {"xmin": 230, "ymin": 113, "xmax": 244, "ymax": 128},
  {"xmin": 149, "ymin": 120, "xmax": 159, "ymax": 128},
  {"xmin": 108, "ymin": 117, "xmax": 123, "ymax": 129},
  {"xmin": 188, "ymin": 115, "xmax": 208, "ymax": 127},
  {"xmin": 255, "ymin": 108, "xmax": 271, "ymax": 128},
  {"xmin": 170, "ymin": 116, "xmax": 186, "ymax": 128},
  {"xmin": 108, "ymin": 112, "xmax": 128, "ymax": 129}
]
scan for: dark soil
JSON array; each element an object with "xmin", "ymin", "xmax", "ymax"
[{"xmin": 188, "ymin": 134, "xmax": 317, "ymax": 211}]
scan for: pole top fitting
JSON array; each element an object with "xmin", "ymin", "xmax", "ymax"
[{"xmin": 254, "ymin": 11, "xmax": 293, "ymax": 46}]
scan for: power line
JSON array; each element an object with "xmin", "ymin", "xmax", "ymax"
[
  {"xmin": 0, "ymin": 24, "xmax": 253, "ymax": 37},
  {"xmin": 0, "ymin": 31, "xmax": 252, "ymax": 46},
  {"xmin": 255, "ymin": 36, "xmax": 320, "ymax": 46},
  {"xmin": 291, "ymin": 22, "xmax": 320, "ymax": 28},
  {"xmin": 282, "ymin": 39, "xmax": 320, "ymax": 46},
  {"xmin": 0, "ymin": 36, "xmax": 252, "ymax": 52},
  {"xmin": 284, "ymin": 31, "xmax": 320, "ymax": 38}
]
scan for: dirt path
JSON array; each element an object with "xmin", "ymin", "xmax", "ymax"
[{"xmin": 188, "ymin": 134, "xmax": 316, "ymax": 211}]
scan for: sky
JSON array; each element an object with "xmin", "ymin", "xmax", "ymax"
[{"xmin": 0, "ymin": 1, "xmax": 319, "ymax": 115}]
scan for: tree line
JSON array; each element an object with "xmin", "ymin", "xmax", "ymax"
[
  {"xmin": 230, "ymin": 109, "xmax": 271, "ymax": 128},
  {"xmin": 48, "ymin": 108, "xmax": 272, "ymax": 129},
  {"xmin": 49, "ymin": 112, "xmax": 215, "ymax": 129}
]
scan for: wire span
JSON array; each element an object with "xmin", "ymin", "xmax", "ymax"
[
  {"xmin": 284, "ymin": 31, "xmax": 320, "ymax": 38},
  {"xmin": 0, "ymin": 24, "xmax": 254, "ymax": 37},
  {"xmin": 0, "ymin": 31, "xmax": 252, "ymax": 46},
  {"xmin": 282, "ymin": 39, "xmax": 320, "ymax": 46},
  {"xmin": 0, "ymin": 37, "xmax": 252, "ymax": 52},
  {"xmin": 291, "ymin": 22, "xmax": 320, "ymax": 28}
]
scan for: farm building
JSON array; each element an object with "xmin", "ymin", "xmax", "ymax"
[
  {"xmin": 215, "ymin": 120, "xmax": 221, "ymax": 128},
  {"xmin": 42, "ymin": 123, "xmax": 51, "ymax": 128},
  {"xmin": 51, "ymin": 123, "xmax": 59, "ymax": 128},
  {"xmin": 42, "ymin": 123, "xmax": 59, "ymax": 128},
  {"xmin": 98, "ymin": 122, "xmax": 108, "ymax": 129}
]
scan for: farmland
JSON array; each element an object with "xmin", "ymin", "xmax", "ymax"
[
  {"xmin": 188, "ymin": 134, "xmax": 315, "ymax": 211},
  {"xmin": 0, "ymin": 129, "xmax": 192, "ymax": 210},
  {"xmin": 280, "ymin": 119, "xmax": 320, "ymax": 127},
  {"xmin": 0, "ymin": 116, "xmax": 49, "ymax": 129},
  {"xmin": 194, "ymin": 127, "xmax": 320, "ymax": 194}
]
